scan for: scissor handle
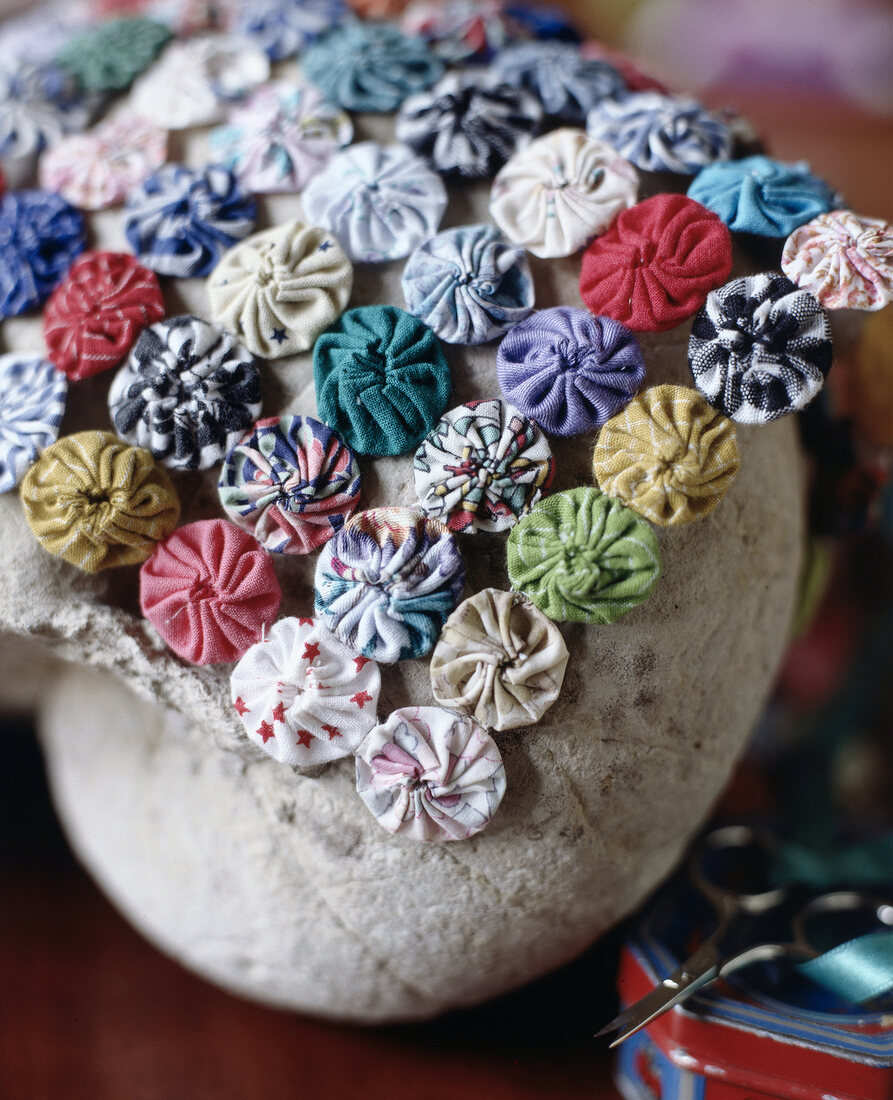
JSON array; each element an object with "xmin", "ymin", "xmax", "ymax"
[
  {"xmin": 792, "ymin": 891, "xmax": 893, "ymax": 953},
  {"xmin": 690, "ymin": 825, "xmax": 788, "ymax": 917}
]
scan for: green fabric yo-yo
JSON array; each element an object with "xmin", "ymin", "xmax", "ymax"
[
  {"xmin": 314, "ymin": 305, "xmax": 452, "ymax": 457},
  {"xmin": 56, "ymin": 18, "xmax": 172, "ymax": 94},
  {"xmin": 506, "ymin": 486, "xmax": 662, "ymax": 624}
]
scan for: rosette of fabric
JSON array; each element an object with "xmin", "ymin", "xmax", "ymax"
[
  {"xmin": 497, "ymin": 306, "xmax": 645, "ymax": 437},
  {"xmin": 687, "ymin": 155, "xmax": 838, "ymax": 238},
  {"xmin": 140, "ymin": 518, "xmax": 281, "ymax": 665},
  {"xmin": 689, "ymin": 273, "xmax": 833, "ymax": 424},
  {"xmin": 108, "ymin": 315, "xmax": 262, "ymax": 470},
  {"xmin": 314, "ymin": 506, "xmax": 465, "ymax": 663},
  {"xmin": 781, "ymin": 210, "xmax": 893, "ymax": 312},
  {"xmin": 218, "ymin": 415, "xmax": 361, "ymax": 554},
  {"xmin": 301, "ymin": 21, "xmax": 443, "ymax": 114},
  {"xmin": 233, "ymin": 0, "xmax": 347, "ymax": 61},
  {"xmin": 302, "ymin": 142, "xmax": 447, "ymax": 265},
  {"xmin": 207, "ymin": 221, "xmax": 353, "ymax": 359},
  {"xmin": 0, "ymin": 354, "xmax": 67, "ymax": 493},
  {"xmin": 592, "ymin": 385, "xmax": 739, "ymax": 527},
  {"xmin": 579, "ymin": 194, "xmax": 733, "ymax": 333},
  {"xmin": 395, "ymin": 70, "xmax": 542, "ymax": 181},
  {"xmin": 506, "ymin": 486, "xmax": 661, "ymax": 624},
  {"xmin": 230, "ymin": 617, "xmax": 380, "ymax": 766},
  {"xmin": 0, "ymin": 6, "xmax": 89, "ymax": 70},
  {"xmin": 586, "ymin": 92, "xmax": 732, "ymax": 175},
  {"xmin": 124, "ymin": 163, "xmax": 256, "ymax": 278},
  {"xmin": 43, "ymin": 251, "xmax": 165, "ymax": 382},
  {"xmin": 490, "ymin": 128, "xmax": 638, "ymax": 258},
  {"xmin": 39, "ymin": 114, "xmax": 167, "ymax": 212},
  {"xmin": 208, "ymin": 81, "xmax": 352, "ymax": 194},
  {"xmin": 354, "ymin": 706, "xmax": 506, "ymax": 842},
  {"xmin": 127, "ymin": 34, "xmax": 270, "ymax": 130},
  {"xmin": 314, "ymin": 306, "xmax": 451, "ymax": 457},
  {"xmin": 429, "ymin": 588, "xmax": 568, "ymax": 731},
  {"xmin": 401, "ymin": 224, "xmax": 534, "ymax": 345},
  {"xmin": 401, "ymin": 0, "xmax": 518, "ymax": 63},
  {"xmin": 55, "ymin": 17, "xmax": 172, "ymax": 93},
  {"xmin": 413, "ymin": 399, "xmax": 554, "ymax": 533},
  {"xmin": 20, "ymin": 430, "xmax": 179, "ymax": 572},
  {"xmin": 491, "ymin": 41, "xmax": 625, "ymax": 123},
  {"xmin": 0, "ymin": 59, "xmax": 90, "ymax": 176},
  {"xmin": 0, "ymin": 189, "xmax": 85, "ymax": 318}
]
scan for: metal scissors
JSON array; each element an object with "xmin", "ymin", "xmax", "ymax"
[{"xmin": 597, "ymin": 824, "xmax": 893, "ymax": 1046}]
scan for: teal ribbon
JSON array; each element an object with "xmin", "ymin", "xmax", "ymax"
[
  {"xmin": 773, "ymin": 834, "xmax": 893, "ymax": 891},
  {"xmin": 798, "ymin": 931, "xmax": 893, "ymax": 1003}
]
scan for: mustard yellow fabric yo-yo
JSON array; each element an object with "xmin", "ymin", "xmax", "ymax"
[
  {"xmin": 21, "ymin": 430, "xmax": 180, "ymax": 572},
  {"xmin": 592, "ymin": 384, "xmax": 740, "ymax": 526}
]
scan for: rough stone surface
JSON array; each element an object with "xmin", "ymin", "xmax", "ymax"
[{"xmin": 3, "ymin": 109, "xmax": 805, "ymax": 1021}]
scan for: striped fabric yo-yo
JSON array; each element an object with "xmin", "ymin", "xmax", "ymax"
[
  {"xmin": 395, "ymin": 69, "xmax": 543, "ymax": 181},
  {"xmin": 491, "ymin": 41, "xmax": 626, "ymax": 123},
  {"xmin": 0, "ymin": 354, "xmax": 67, "ymax": 494},
  {"xmin": 218, "ymin": 415, "xmax": 361, "ymax": 555},
  {"xmin": 0, "ymin": 189, "xmax": 86, "ymax": 318},
  {"xmin": 314, "ymin": 506, "xmax": 466, "ymax": 663},
  {"xmin": 140, "ymin": 518, "xmax": 281, "ymax": 665},
  {"xmin": 43, "ymin": 251, "xmax": 165, "ymax": 381},
  {"xmin": 230, "ymin": 616, "xmax": 381, "ymax": 767},
  {"xmin": 124, "ymin": 163, "xmax": 256, "ymax": 278},
  {"xmin": 413, "ymin": 399, "xmax": 554, "ymax": 533}
]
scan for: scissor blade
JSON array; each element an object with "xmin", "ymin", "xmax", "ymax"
[{"xmin": 596, "ymin": 941, "xmax": 723, "ymax": 1045}]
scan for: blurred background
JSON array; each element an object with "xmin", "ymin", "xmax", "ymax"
[{"xmin": 1, "ymin": 1, "xmax": 892, "ymax": 1097}]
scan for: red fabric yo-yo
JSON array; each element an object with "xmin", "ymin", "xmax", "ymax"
[
  {"xmin": 140, "ymin": 519, "xmax": 282, "ymax": 665},
  {"xmin": 43, "ymin": 250, "xmax": 165, "ymax": 381},
  {"xmin": 580, "ymin": 193, "xmax": 733, "ymax": 333}
]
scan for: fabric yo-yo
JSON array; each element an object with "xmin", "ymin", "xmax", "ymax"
[
  {"xmin": 314, "ymin": 506, "xmax": 466, "ymax": 663},
  {"xmin": 207, "ymin": 221, "xmax": 353, "ymax": 359},
  {"xmin": 314, "ymin": 305, "xmax": 452, "ymax": 457},
  {"xmin": 218, "ymin": 415, "xmax": 361, "ymax": 554},
  {"xmin": 108, "ymin": 315, "xmax": 262, "ymax": 471},
  {"xmin": 0, "ymin": 354, "xmax": 67, "ymax": 494},
  {"xmin": 430, "ymin": 588, "xmax": 569, "ymax": 731},
  {"xmin": 400, "ymin": 0, "xmax": 517, "ymax": 64},
  {"xmin": 491, "ymin": 41, "xmax": 626, "ymax": 123},
  {"xmin": 394, "ymin": 69, "xmax": 543, "ymax": 181},
  {"xmin": 592, "ymin": 384, "xmax": 740, "ymax": 526},
  {"xmin": 39, "ymin": 114, "xmax": 168, "ymax": 212},
  {"xmin": 401, "ymin": 223, "xmax": 534, "ymax": 345},
  {"xmin": 506, "ymin": 485, "xmax": 662, "ymax": 624},
  {"xmin": 55, "ymin": 16, "xmax": 172, "ymax": 94},
  {"xmin": 140, "ymin": 518, "xmax": 281, "ymax": 665},
  {"xmin": 688, "ymin": 273, "xmax": 833, "ymax": 424},
  {"xmin": 413, "ymin": 399, "xmax": 554, "ymax": 533},
  {"xmin": 124, "ymin": 163, "xmax": 256, "ymax": 278},
  {"xmin": 354, "ymin": 705, "xmax": 506, "ymax": 842},
  {"xmin": 0, "ymin": 189, "xmax": 86, "ymax": 318},
  {"xmin": 579, "ymin": 193, "xmax": 733, "ymax": 332},
  {"xmin": 489, "ymin": 128, "xmax": 638, "ymax": 259},
  {"xmin": 302, "ymin": 141, "xmax": 448, "ymax": 264},
  {"xmin": 497, "ymin": 306, "xmax": 646, "ymax": 437},
  {"xmin": 43, "ymin": 251, "xmax": 165, "ymax": 381},
  {"xmin": 230, "ymin": 616, "xmax": 381, "ymax": 767},
  {"xmin": 301, "ymin": 20, "xmax": 443, "ymax": 113},
  {"xmin": 687, "ymin": 155, "xmax": 837, "ymax": 238},
  {"xmin": 208, "ymin": 81, "xmax": 353, "ymax": 194},
  {"xmin": 20, "ymin": 430, "xmax": 180, "ymax": 573},
  {"xmin": 586, "ymin": 92, "xmax": 732, "ymax": 175},
  {"xmin": 781, "ymin": 210, "xmax": 893, "ymax": 312},
  {"xmin": 234, "ymin": 0, "xmax": 348, "ymax": 61}
]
